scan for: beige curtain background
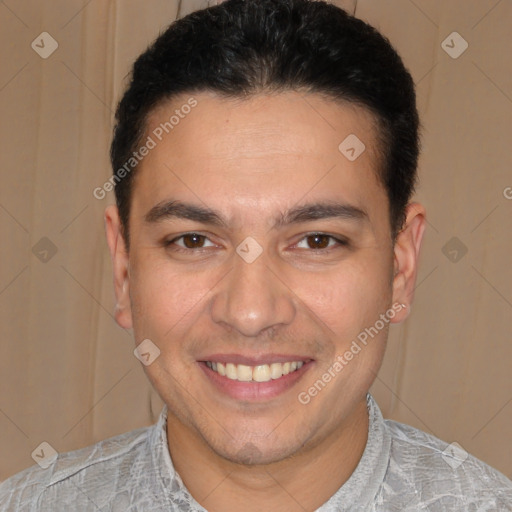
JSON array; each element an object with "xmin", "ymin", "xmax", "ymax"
[{"xmin": 1, "ymin": 0, "xmax": 511, "ymax": 481}]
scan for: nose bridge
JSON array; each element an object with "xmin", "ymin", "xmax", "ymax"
[{"xmin": 210, "ymin": 248, "xmax": 296, "ymax": 337}]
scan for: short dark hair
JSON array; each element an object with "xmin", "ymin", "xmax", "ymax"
[{"xmin": 110, "ymin": 0, "xmax": 420, "ymax": 249}]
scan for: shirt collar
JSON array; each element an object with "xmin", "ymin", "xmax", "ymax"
[{"xmin": 317, "ymin": 393, "xmax": 391, "ymax": 510}]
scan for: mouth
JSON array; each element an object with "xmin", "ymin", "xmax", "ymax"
[
  {"xmin": 198, "ymin": 356, "xmax": 314, "ymax": 401},
  {"xmin": 205, "ymin": 360, "xmax": 305, "ymax": 382}
]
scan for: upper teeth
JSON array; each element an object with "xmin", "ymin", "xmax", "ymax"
[{"xmin": 206, "ymin": 361, "xmax": 305, "ymax": 382}]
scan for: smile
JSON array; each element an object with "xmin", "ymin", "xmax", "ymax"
[
  {"xmin": 199, "ymin": 357, "xmax": 314, "ymax": 401},
  {"xmin": 205, "ymin": 361, "xmax": 305, "ymax": 382}
]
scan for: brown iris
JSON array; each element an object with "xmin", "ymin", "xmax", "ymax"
[
  {"xmin": 305, "ymin": 234, "xmax": 331, "ymax": 249},
  {"xmin": 182, "ymin": 233, "xmax": 207, "ymax": 248}
]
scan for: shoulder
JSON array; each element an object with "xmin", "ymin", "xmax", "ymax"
[
  {"xmin": 0, "ymin": 424, "xmax": 152, "ymax": 511},
  {"xmin": 381, "ymin": 418, "xmax": 512, "ymax": 509}
]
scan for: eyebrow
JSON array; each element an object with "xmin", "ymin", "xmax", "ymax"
[{"xmin": 144, "ymin": 199, "xmax": 369, "ymax": 229}]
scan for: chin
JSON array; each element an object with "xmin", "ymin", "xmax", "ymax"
[{"xmin": 211, "ymin": 434, "xmax": 302, "ymax": 466}]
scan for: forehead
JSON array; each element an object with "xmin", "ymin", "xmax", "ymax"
[
  {"xmin": 132, "ymin": 90, "xmax": 387, "ymax": 229},
  {"xmin": 146, "ymin": 90, "xmax": 380, "ymax": 161}
]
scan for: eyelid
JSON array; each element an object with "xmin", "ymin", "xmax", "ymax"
[
  {"xmin": 293, "ymin": 232, "xmax": 349, "ymax": 250},
  {"xmin": 165, "ymin": 232, "xmax": 218, "ymax": 250}
]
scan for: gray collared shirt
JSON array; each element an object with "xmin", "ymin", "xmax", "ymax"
[{"xmin": 1, "ymin": 394, "xmax": 511, "ymax": 511}]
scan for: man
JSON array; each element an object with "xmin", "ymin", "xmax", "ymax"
[{"xmin": 1, "ymin": 0, "xmax": 511, "ymax": 510}]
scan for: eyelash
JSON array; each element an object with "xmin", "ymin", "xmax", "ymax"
[{"xmin": 164, "ymin": 232, "xmax": 349, "ymax": 254}]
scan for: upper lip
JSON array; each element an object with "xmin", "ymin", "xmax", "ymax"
[{"xmin": 199, "ymin": 354, "xmax": 314, "ymax": 366}]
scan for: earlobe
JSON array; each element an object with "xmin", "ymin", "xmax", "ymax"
[
  {"xmin": 390, "ymin": 202, "xmax": 426, "ymax": 323},
  {"xmin": 104, "ymin": 205, "xmax": 133, "ymax": 329}
]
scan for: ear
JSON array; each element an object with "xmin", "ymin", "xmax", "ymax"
[
  {"xmin": 390, "ymin": 202, "xmax": 426, "ymax": 323},
  {"xmin": 104, "ymin": 205, "xmax": 133, "ymax": 329}
]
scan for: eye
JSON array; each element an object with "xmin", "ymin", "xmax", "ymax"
[
  {"xmin": 295, "ymin": 233, "xmax": 348, "ymax": 250},
  {"xmin": 168, "ymin": 233, "xmax": 216, "ymax": 250}
]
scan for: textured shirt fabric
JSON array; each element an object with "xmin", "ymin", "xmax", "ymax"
[{"xmin": 1, "ymin": 394, "xmax": 511, "ymax": 511}]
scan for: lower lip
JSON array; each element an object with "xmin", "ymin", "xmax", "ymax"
[{"xmin": 198, "ymin": 361, "xmax": 313, "ymax": 401}]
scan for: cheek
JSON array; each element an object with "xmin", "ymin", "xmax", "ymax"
[
  {"xmin": 128, "ymin": 257, "xmax": 213, "ymax": 341},
  {"xmin": 287, "ymin": 253, "xmax": 392, "ymax": 337}
]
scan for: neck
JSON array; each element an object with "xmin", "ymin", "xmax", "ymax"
[{"xmin": 166, "ymin": 397, "xmax": 370, "ymax": 512}]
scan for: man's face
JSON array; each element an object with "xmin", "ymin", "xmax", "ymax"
[{"xmin": 106, "ymin": 91, "xmax": 416, "ymax": 465}]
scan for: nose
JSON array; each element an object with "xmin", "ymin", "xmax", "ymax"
[{"xmin": 210, "ymin": 249, "xmax": 296, "ymax": 337}]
